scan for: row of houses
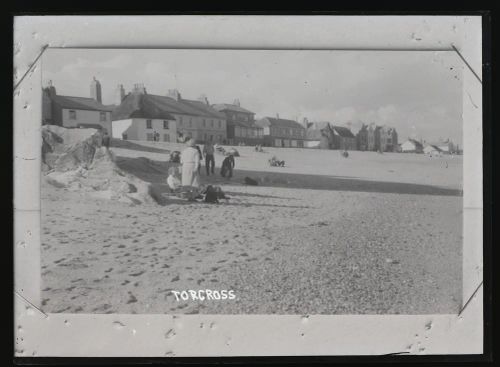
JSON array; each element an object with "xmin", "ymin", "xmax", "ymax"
[{"xmin": 41, "ymin": 78, "xmax": 457, "ymax": 153}]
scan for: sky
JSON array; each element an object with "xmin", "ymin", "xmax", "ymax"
[{"xmin": 42, "ymin": 49, "xmax": 463, "ymax": 144}]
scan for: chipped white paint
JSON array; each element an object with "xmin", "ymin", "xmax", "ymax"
[{"xmin": 13, "ymin": 15, "xmax": 483, "ymax": 356}]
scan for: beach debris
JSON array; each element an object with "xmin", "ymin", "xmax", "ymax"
[
  {"xmin": 244, "ymin": 177, "xmax": 259, "ymax": 186},
  {"xmin": 385, "ymin": 258, "xmax": 400, "ymax": 265}
]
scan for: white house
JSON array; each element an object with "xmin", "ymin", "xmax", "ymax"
[
  {"xmin": 400, "ymin": 139, "xmax": 424, "ymax": 153},
  {"xmin": 423, "ymin": 144, "xmax": 443, "ymax": 156},
  {"xmin": 112, "ymin": 85, "xmax": 227, "ymax": 144},
  {"xmin": 42, "ymin": 80, "xmax": 114, "ymax": 133},
  {"xmin": 111, "ymin": 91, "xmax": 177, "ymax": 142}
]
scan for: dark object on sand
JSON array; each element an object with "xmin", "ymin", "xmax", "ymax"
[
  {"xmin": 221, "ymin": 155, "xmax": 235, "ymax": 178},
  {"xmin": 170, "ymin": 151, "xmax": 181, "ymax": 163},
  {"xmin": 269, "ymin": 156, "xmax": 285, "ymax": 167},
  {"xmin": 203, "ymin": 185, "xmax": 228, "ymax": 203},
  {"xmin": 342, "ymin": 150, "xmax": 349, "ymax": 158},
  {"xmin": 244, "ymin": 177, "xmax": 259, "ymax": 186}
]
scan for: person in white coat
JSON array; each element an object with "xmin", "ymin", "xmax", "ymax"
[{"xmin": 180, "ymin": 138, "xmax": 201, "ymax": 188}]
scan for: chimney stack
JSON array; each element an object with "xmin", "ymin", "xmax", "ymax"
[
  {"xmin": 168, "ymin": 89, "xmax": 182, "ymax": 101},
  {"xmin": 276, "ymin": 113, "xmax": 280, "ymax": 119},
  {"xmin": 302, "ymin": 117, "xmax": 308, "ymax": 128},
  {"xmin": 233, "ymin": 98, "xmax": 240, "ymax": 107},
  {"xmin": 46, "ymin": 80, "xmax": 57, "ymax": 97},
  {"xmin": 198, "ymin": 94, "xmax": 209, "ymax": 105},
  {"xmin": 132, "ymin": 83, "xmax": 147, "ymax": 95},
  {"xmin": 90, "ymin": 76, "xmax": 102, "ymax": 103},
  {"xmin": 115, "ymin": 84, "xmax": 126, "ymax": 105}
]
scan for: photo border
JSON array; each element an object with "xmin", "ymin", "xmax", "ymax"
[{"xmin": 12, "ymin": 13, "xmax": 490, "ymax": 360}]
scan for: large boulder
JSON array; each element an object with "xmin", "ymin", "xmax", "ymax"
[
  {"xmin": 42, "ymin": 126, "xmax": 152, "ymax": 205},
  {"xmin": 42, "ymin": 125, "xmax": 102, "ymax": 172}
]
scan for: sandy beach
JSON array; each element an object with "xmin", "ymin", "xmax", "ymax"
[{"xmin": 41, "ymin": 140, "xmax": 462, "ymax": 314}]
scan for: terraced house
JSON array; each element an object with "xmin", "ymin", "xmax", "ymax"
[
  {"xmin": 111, "ymin": 85, "xmax": 227, "ymax": 144},
  {"xmin": 255, "ymin": 115, "xmax": 306, "ymax": 148},
  {"xmin": 212, "ymin": 99, "xmax": 263, "ymax": 145},
  {"xmin": 42, "ymin": 79, "xmax": 113, "ymax": 132}
]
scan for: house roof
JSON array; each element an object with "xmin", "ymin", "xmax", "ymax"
[
  {"xmin": 212, "ymin": 103, "xmax": 255, "ymax": 115},
  {"xmin": 424, "ymin": 144, "xmax": 442, "ymax": 151},
  {"xmin": 404, "ymin": 139, "xmax": 424, "ymax": 149},
  {"xmin": 52, "ymin": 95, "xmax": 114, "ymax": 112},
  {"xmin": 112, "ymin": 93, "xmax": 225, "ymax": 121},
  {"xmin": 306, "ymin": 121, "xmax": 330, "ymax": 130},
  {"xmin": 332, "ymin": 126, "xmax": 356, "ymax": 138},
  {"xmin": 257, "ymin": 117, "xmax": 305, "ymax": 130}
]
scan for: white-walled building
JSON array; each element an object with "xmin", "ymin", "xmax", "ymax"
[
  {"xmin": 112, "ymin": 85, "xmax": 227, "ymax": 144},
  {"xmin": 401, "ymin": 139, "xmax": 424, "ymax": 153},
  {"xmin": 111, "ymin": 87, "xmax": 177, "ymax": 142},
  {"xmin": 42, "ymin": 79, "xmax": 113, "ymax": 132}
]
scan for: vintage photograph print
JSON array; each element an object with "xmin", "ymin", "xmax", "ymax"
[{"xmin": 40, "ymin": 49, "xmax": 463, "ymax": 315}]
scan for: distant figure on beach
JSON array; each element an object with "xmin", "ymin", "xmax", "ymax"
[
  {"xmin": 166, "ymin": 166, "xmax": 182, "ymax": 192},
  {"xmin": 269, "ymin": 156, "xmax": 285, "ymax": 167},
  {"xmin": 180, "ymin": 138, "xmax": 201, "ymax": 188},
  {"xmin": 194, "ymin": 144, "xmax": 203, "ymax": 174},
  {"xmin": 102, "ymin": 130, "xmax": 110, "ymax": 150},
  {"xmin": 220, "ymin": 153, "xmax": 235, "ymax": 178},
  {"xmin": 203, "ymin": 138, "xmax": 215, "ymax": 176},
  {"xmin": 342, "ymin": 150, "xmax": 349, "ymax": 158}
]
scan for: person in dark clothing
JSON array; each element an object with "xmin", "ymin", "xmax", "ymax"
[
  {"xmin": 203, "ymin": 139, "xmax": 215, "ymax": 176},
  {"xmin": 220, "ymin": 154, "xmax": 235, "ymax": 178},
  {"xmin": 102, "ymin": 130, "xmax": 111, "ymax": 149},
  {"xmin": 195, "ymin": 145, "xmax": 203, "ymax": 174}
]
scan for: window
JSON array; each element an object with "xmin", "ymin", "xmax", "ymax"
[
  {"xmin": 146, "ymin": 119, "xmax": 152, "ymax": 129},
  {"xmin": 189, "ymin": 118, "xmax": 193, "ymax": 127},
  {"xmin": 69, "ymin": 110, "xmax": 77, "ymax": 120},
  {"xmin": 218, "ymin": 120, "xmax": 222, "ymax": 128},
  {"xmin": 99, "ymin": 112, "xmax": 107, "ymax": 122},
  {"xmin": 146, "ymin": 133, "xmax": 154, "ymax": 141},
  {"xmin": 202, "ymin": 119, "xmax": 206, "ymax": 127},
  {"xmin": 122, "ymin": 133, "xmax": 128, "ymax": 140},
  {"xmin": 163, "ymin": 134, "xmax": 170, "ymax": 142},
  {"xmin": 163, "ymin": 120, "xmax": 169, "ymax": 129},
  {"xmin": 179, "ymin": 116, "xmax": 183, "ymax": 125},
  {"xmin": 210, "ymin": 120, "xmax": 214, "ymax": 128}
]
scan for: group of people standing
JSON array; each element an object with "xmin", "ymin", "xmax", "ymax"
[{"xmin": 172, "ymin": 137, "xmax": 235, "ymax": 192}]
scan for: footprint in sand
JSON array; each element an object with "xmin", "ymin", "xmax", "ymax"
[
  {"xmin": 104, "ymin": 268, "xmax": 113, "ymax": 273},
  {"xmin": 129, "ymin": 270, "xmax": 144, "ymax": 277},
  {"xmin": 210, "ymin": 267, "xmax": 219, "ymax": 272},
  {"xmin": 171, "ymin": 275, "xmax": 180, "ymax": 282},
  {"xmin": 53, "ymin": 258, "xmax": 66, "ymax": 264},
  {"xmin": 162, "ymin": 264, "xmax": 170, "ymax": 268},
  {"xmin": 121, "ymin": 280, "xmax": 130, "ymax": 286},
  {"xmin": 240, "ymin": 253, "xmax": 249, "ymax": 257},
  {"xmin": 217, "ymin": 260, "xmax": 227, "ymax": 263},
  {"xmin": 197, "ymin": 278, "xmax": 205, "ymax": 285},
  {"xmin": 127, "ymin": 294, "xmax": 138, "ymax": 304}
]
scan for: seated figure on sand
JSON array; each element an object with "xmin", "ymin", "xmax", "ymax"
[
  {"xmin": 269, "ymin": 156, "xmax": 285, "ymax": 167},
  {"xmin": 220, "ymin": 153, "xmax": 235, "ymax": 178},
  {"xmin": 166, "ymin": 166, "xmax": 182, "ymax": 192}
]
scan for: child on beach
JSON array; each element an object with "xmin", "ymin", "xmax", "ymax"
[
  {"xmin": 166, "ymin": 166, "xmax": 182, "ymax": 192},
  {"xmin": 220, "ymin": 153, "xmax": 235, "ymax": 178}
]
